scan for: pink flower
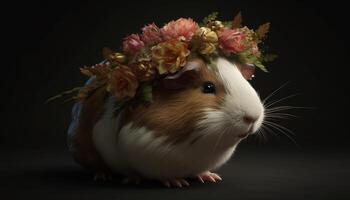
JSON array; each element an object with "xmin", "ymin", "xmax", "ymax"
[
  {"xmin": 161, "ymin": 18, "xmax": 199, "ymax": 42},
  {"xmin": 218, "ymin": 28, "xmax": 248, "ymax": 54},
  {"xmin": 122, "ymin": 34, "xmax": 144, "ymax": 54},
  {"xmin": 141, "ymin": 23, "xmax": 162, "ymax": 45}
]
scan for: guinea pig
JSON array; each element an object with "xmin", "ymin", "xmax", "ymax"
[{"xmin": 67, "ymin": 56, "xmax": 264, "ymax": 187}]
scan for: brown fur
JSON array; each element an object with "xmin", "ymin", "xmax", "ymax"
[
  {"xmin": 72, "ymin": 58, "xmax": 226, "ymax": 172},
  {"xmin": 122, "ymin": 58, "xmax": 226, "ymax": 144},
  {"xmin": 71, "ymin": 85, "xmax": 111, "ymax": 173}
]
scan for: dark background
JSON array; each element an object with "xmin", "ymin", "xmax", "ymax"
[{"xmin": 2, "ymin": 1, "xmax": 349, "ymax": 200}]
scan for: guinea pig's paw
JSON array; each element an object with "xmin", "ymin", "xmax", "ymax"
[
  {"xmin": 121, "ymin": 175, "xmax": 142, "ymax": 185},
  {"xmin": 161, "ymin": 178, "xmax": 190, "ymax": 188},
  {"xmin": 93, "ymin": 171, "xmax": 113, "ymax": 182},
  {"xmin": 197, "ymin": 171, "xmax": 222, "ymax": 183}
]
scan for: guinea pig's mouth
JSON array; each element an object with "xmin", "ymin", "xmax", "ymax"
[
  {"xmin": 237, "ymin": 127, "xmax": 254, "ymax": 139},
  {"xmin": 237, "ymin": 132, "xmax": 250, "ymax": 139}
]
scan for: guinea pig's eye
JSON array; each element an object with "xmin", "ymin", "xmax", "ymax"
[{"xmin": 202, "ymin": 81, "xmax": 216, "ymax": 94}]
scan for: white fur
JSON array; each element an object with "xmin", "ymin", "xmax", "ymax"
[
  {"xmin": 116, "ymin": 122, "xmax": 237, "ymax": 179},
  {"xmin": 92, "ymin": 57, "xmax": 264, "ymax": 179},
  {"xmin": 202, "ymin": 57, "xmax": 264, "ymax": 135},
  {"xmin": 92, "ymin": 96, "xmax": 129, "ymax": 174}
]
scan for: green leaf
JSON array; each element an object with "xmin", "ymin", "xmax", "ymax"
[
  {"xmin": 222, "ymin": 21, "xmax": 233, "ymax": 28},
  {"xmin": 202, "ymin": 12, "xmax": 219, "ymax": 25},
  {"xmin": 237, "ymin": 51, "xmax": 258, "ymax": 64},
  {"xmin": 263, "ymin": 54, "xmax": 278, "ymax": 62},
  {"xmin": 254, "ymin": 60, "xmax": 268, "ymax": 72},
  {"xmin": 237, "ymin": 51, "xmax": 268, "ymax": 72},
  {"xmin": 208, "ymin": 56, "xmax": 219, "ymax": 71},
  {"xmin": 45, "ymin": 87, "xmax": 81, "ymax": 104}
]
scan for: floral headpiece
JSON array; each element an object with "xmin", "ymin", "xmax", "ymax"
[{"xmin": 49, "ymin": 12, "xmax": 276, "ymax": 106}]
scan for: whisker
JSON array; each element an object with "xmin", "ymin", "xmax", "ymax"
[
  {"xmin": 259, "ymin": 82, "xmax": 310, "ymax": 148},
  {"xmin": 212, "ymin": 128, "xmax": 225, "ymax": 153},
  {"xmin": 261, "ymin": 124, "xmax": 279, "ymax": 138},
  {"xmin": 255, "ymin": 129, "xmax": 263, "ymax": 144},
  {"xmin": 265, "ymin": 113, "xmax": 298, "ymax": 118},
  {"xmin": 264, "ymin": 121, "xmax": 296, "ymax": 136},
  {"xmin": 263, "ymin": 122, "xmax": 299, "ymax": 147},
  {"xmin": 265, "ymin": 113, "xmax": 298, "ymax": 120},
  {"xmin": 256, "ymin": 129, "xmax": 266, "ymax": 144},
  {"xmin": 265, "ymin": 106, "xmax": 314, "ymax": 113},
  {"xmin": 253, "ymin": 126, "xmax": 270, "ymax": 144},
  {"xmin": 262, "ymin": 81, "xmax": 290, "ymax": 104},
  {"xmin": 264, "ymin": 93, "xmax": 300, "ymax": 108},
  {"xmin": 265, "ymin": 116, "xmax": 293, "ymax": 120},
  {"xmin": 261, "ymin": 127, "xmax": 269, "ymax": 143}
]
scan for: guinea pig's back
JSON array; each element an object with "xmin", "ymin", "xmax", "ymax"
[{"xmin": 67, "ymin": 77, "xmax": 111, "ymax": 172}]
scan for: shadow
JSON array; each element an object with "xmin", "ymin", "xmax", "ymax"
[{"xmin": 14, "ymin": 166, "xmax": 209, "ymax": 190}]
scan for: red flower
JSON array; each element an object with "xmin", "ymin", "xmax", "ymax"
[
  {"xmin": 141, "ymin": 23, "xmax": 162, "ymax": 45},
  {"xmin": 160, "ymin": 18, "xmax": 199, "ymax": 42},
  {"xmin": 218, "ymin": 28, "xmax": 248, "ymax": 54},
  {"xmin": 122, "ymin": 34, "xmax": 144, "ymax": 54}
]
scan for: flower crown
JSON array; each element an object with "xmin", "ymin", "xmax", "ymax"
[{"xmin": 49, "ymin": 12, "xmax": 276, "ymax": 106}]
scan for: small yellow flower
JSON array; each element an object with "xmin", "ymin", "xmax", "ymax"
[
  {"xmin": 195, "ymin": 27, "xmax": 218, "ymax": 55},
  {"xmin": 130, "ymin": 61, "xmax": 156, "ymax": 82},
  {"xmin": 110, "ymin": 52, "xmax": 126, "ymax": 63},
  {"xmin": 199, "ymin": 43, "xmax": 216, "ymax": 55},
  {"xmin": 196, "ymin": 27, "xmax": 218, "ymax": 43},
  {"xmin": 151, "ymin": 40, "xmax": 190, "ymax": 74},
  {"xmin": 206, "ymin": 20, "xmax": 225, "ymax": 31}
]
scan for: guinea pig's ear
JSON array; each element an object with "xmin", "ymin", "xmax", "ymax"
[
  {"xmin": 162, "ymin": 59, "xmax": 203, "ymax": 89},
  {"xmin": 237, "ymin": 62, "xmax": 255, "ymax": 80}
]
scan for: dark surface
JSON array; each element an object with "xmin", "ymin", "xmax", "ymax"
[
  {"xmin": 2, "ymin": 147, "xmax": 350, "ymax": 200},
  {"xmin": 2, "ymin": 1, "xmax": 350, "ymax": 200}
]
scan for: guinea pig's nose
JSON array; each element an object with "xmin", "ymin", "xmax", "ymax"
[{"xmin": 243, "ymin": 115, "xmax": 258, "ymax": 124}]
